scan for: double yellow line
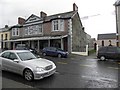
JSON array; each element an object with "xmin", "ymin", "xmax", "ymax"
[{"xmin": 57, "ymin": 62, "xmax": 68, "ymax": 65}]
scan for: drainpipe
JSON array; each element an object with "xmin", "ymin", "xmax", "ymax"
[
  {"xmin": 61, "ymin": 38, "xmax": 63, "ymax": 50},
  {"xmin": 48, "ymin": 39, "xmax": 50, "ymax": 47},
  {"xmin": 38, "ymin": 40, "xmax": 40, "ymax": 52}
]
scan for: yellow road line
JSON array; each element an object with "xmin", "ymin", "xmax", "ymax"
[
  {"xmin": 108, "ymin": 67, "xmax": 120, "ymax": 70},
  {"xmin": 57, "ymin": 62, "xmax": 67, "ymax": 65},
  {"xmin": 80, "ymin": 64, "xmax": 96, "ymax": 68}
]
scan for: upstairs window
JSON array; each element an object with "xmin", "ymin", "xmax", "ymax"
[
  {"xmin": 12, "ymin": 28, "xmax": 19, "ymax": 36},
  {"xmin": 24, "ymin": 24, "xmax": 42, "ymax": 35},
  {"xmin": 5, "ymin": 34, "xmax": 7, "ymax": 40},
  {"xmin": 52, "ymin": 20, "xmax": 64, "ymax": 31}
]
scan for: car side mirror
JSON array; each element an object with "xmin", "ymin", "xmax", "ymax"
[{"xmin": 13, "ymin": 59, "xmax": 19, "ymax": 63}]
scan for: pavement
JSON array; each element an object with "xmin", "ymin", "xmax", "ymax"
[{"xmin": 2, "ymin": 77, "xmax": 33, "ymax": 88}]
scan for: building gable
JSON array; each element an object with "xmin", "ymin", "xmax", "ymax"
[{"xmin": 25, "ymin": 14, "xmax": 41, "ymax": 24}]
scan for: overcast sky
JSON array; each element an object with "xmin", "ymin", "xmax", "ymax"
[{"xmin": 0, "ymin": 0, "xmax": 117, "ymax": 38}]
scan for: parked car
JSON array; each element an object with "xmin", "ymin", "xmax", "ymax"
[
  {"xmin": 0, "ymin": 50, "xmax": 56, "ymax": 81},
  {"xmin": 16, "ymin": 44, "xmax": 37, "ymax": 54},
  {"xmin": 42, "ymin": 47, "xmax": 68, "ymax": 58},
  {"xmin": 97, "ymin": 46, "xmax": 120, "ymax": 61}
]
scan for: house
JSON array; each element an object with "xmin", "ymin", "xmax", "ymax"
[
  {"xmin": 114, "ymin": 0, "xmax": 120, "ymax": 47},
  {"xmin": 5, "ymin": 3, "xmax": 88, "ymax": 53},
  {"xmin": 96, "ymin": 33, "xmax": 117, "ymax": 47},
  {"xmin": 0, "ymin": 25, "xmax": 10, "ymax": 50}
]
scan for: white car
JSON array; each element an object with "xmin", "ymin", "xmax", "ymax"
[{"xmin": 0, "ymin": 50, "xmax": 56, "ymax": 81}]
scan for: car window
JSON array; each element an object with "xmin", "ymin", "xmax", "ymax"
[
  {"xmin": 9, "ymin": 53, "xmax": 18, "ymax": 60},
  {"xmin": 50, "ymin": 47, "xmax": 56, "ymax": 51},
  {"xmin": 1, "ymin": 52, "xmax": 10, "ymax": 59},
  {"xmin": 57, "ymin": 48, "xmax": 64, "ymax": 51}
]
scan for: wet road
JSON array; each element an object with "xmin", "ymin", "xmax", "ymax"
[{"xmin": 1, "ymin": 54, "xmax": 119, "ymax": 88}]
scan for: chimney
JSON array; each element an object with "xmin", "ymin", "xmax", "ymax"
[
  {"xmin": 40, "ymin": 11, "xmax": 47, "ymax": 18},
  {"xmin": 73, "ymin": 3, "xmax": 78, "ymax": 11},
  {"xmin": 5, "ymin": 25, "xmax": 8, "ymax": 28},
  {"xmin": 18, "ymin": 17, "xmax": 25, "ymax": 25}
]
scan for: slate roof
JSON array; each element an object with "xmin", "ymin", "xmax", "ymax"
[
  {"xmin": 0, "ymin": 27, "xmax": 10, "ymax": 32},
  {"xmin": 97, "ymin": 33, "xmax": 116, "ymax": 40},
  {"xmin": 44, "ymin": 11, "xmax": 77, "ymax": 22},
  {"xmin": 25, "ymin": 11, "xmax": 77, "ymax": 23}
]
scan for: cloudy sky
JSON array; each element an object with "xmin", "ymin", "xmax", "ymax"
[{"xmin": 0, "ymin": 0, "xmax": 117, "ymax": 38}]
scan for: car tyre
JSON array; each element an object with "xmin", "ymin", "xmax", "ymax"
[
  {"xmin": 43, "ymin": 52, "xmax": 46, "ymax": 56},
  {"xmin": 24, "ymin": 69, "xmax": 34, "ymax": 81},
  {"xmin": 58, "ymin": 54, "xmax": 62, "ymax": 58},
  {"xmin": 100, "ymin": 56, "xmax": 106, "ymax": 61}
]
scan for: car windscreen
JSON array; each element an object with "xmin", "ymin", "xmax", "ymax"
[
  {"xmin": 17, "ymin": 52, "xmax": 37, "ymax": 61},
  {"xmin": 57, "ymin": 48, "xmax": 64, "ymax": 51}
]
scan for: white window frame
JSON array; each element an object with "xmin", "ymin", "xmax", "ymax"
[
  {"xmin": 24, "ymin": 24, "xmax": 43, "ymax": 35},
  {"xmin": 12, "ymin": 28, "xmax": 19, "ymax": 36},
  {"xmin": 52, "ymin": 19, "xmax": 64, "ymax": 31}
]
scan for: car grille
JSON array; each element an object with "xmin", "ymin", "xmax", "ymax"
[{"xmin": 45, "ymin": 65, "xmax": 53, "ymax": 70}]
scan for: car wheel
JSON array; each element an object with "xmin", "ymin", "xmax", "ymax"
[
  {"xmin": 100, "ymin": 56, "xmax": 106, "ymax": 61},
  {"xmin": 43, "ymin": 53, "xmax": 46, "ymax": 56},
  {"xmin": 24, "ymin": 69, "xmax": 34, "ymax": 81},
  {"xmin": 58, "ymin": 54, "xmax": 62, "ymax": 58}
]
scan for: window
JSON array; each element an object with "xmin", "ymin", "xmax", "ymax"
[
  {"xmin": 12, "ymin": 28, "xmax": 19, "ymax": 36},
  {"xmin": 53, "ymin": 20, "xmax": 59, "ymax": 31},
  {"xmin": 52, "ymin": 20, "xmax": 64, "ymax": 31},
  {"xmin": 1, "ymin": 34, "xmax": 3, "ymax": 40},
  {"xmin": 1, "ymin": 52, "xmax": 10, "ymax": 59},
  {"xmin": 17, "ymin": 52, "xmax": 36, "ymax": 61},
  {"xmin": 5, "ymin": 34, "xmax": 7, "ymax": 40},
  {"xmin": 9, "ymin": 53, "xmax": 18, "ymax": 60},
  {"xmin": 16, "ymin": 29, "xmax": 19, "ymax": 35},
  {"xmin": 24, "ymin": 24, "xmax": 42, "ymax": 35},
  {"xmin": 102, "ymin": 41, "xmax": 104, "ymax": 46},
  {"xmin": 25, "ymin": 28, "xmax": 28, "ymax": 35}
]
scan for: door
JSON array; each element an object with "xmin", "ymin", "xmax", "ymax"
[
  {"xmin": 48, "ymin": 47, "xmax": 57, "ymax": 56},
  {"xmin": 1, "ymin": 52, "xmax": 23, "ymax": 74},
  {"xmin": 106, "ymin": 47, "xmax": 117, "ymax": 59},
  {"xmin": 1, "ymin": 52, "xmax": 11, "ymax": 70},
  {"xmin": 7, "ymin": 52, "xmax": 23, "ymax": 74}
]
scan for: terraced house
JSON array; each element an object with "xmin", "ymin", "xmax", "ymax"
[
  {"xmin": 114, "ymin": 0, "xmax": 120, "ymax": 47},
  {"xmin": 4, "ymin": 3, "xmax": 88, "ymax": 53},
  {"xmin": 0, "ymin": 25, "xmax": 10, "ymax": 50}
]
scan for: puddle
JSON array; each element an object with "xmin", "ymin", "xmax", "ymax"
[{"xmin": 82, "ymin": 75, "xmax": 118, "ymax": 88}]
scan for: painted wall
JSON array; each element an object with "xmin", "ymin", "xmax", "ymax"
[{"xmin": 96, "ymin": 39, "xmax": 117, "ymax": 47}]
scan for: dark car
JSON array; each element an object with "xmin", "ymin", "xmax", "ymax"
[
  {"xmin": 97, "ymin": 46, "xmax": 120, "ymax": 61},
  {"xmin": 16, "ymin": 44, "xmax": 37, "ymax": 54},
  {"xmin": 42, "ymin": 47, "xmax": 68, "ymax": 58}
]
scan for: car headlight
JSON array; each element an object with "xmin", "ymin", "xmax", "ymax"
[{"xmin": 36, "ymin": 67, "xmax": 44, "ymax": 72}]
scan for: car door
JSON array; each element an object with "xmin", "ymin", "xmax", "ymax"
[
  {"xmin": 7, "ymin": 52, "xmax": 24, "ymax": 74},
  {"xmin": 115, "ymin": 47, "xmax": 120, "ymax": 59},
  {"xmin": 0, "ymin": 52, "xmax": 11, "ymax": 71},
  {"xmin": 106, "ymin": 47, "xmax": 117, "ymax": 59},
  {"xmin": 1, "ymin": 52, "xmax": 23, "ymax": 74},
  {"xmin": 50, "ymin": 47, "xmax": 57, "ymax": 56}
]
